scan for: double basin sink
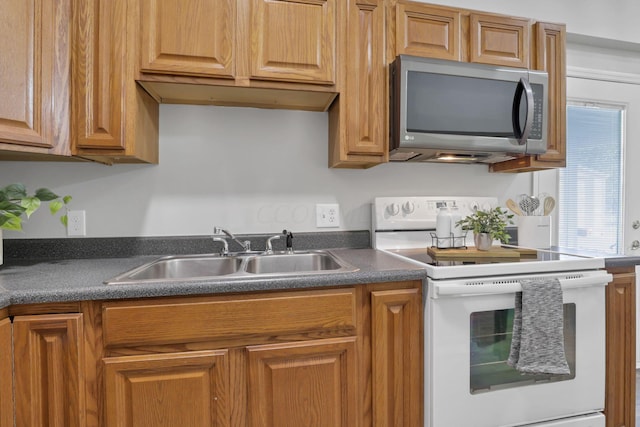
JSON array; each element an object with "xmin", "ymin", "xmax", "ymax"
[{"xmin": 105, "ymin": 250, "xmax": 357, "ymax": 285}]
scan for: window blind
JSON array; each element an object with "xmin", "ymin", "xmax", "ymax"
[{"xmin": 559, "ymin": 104, "xmax": 624, "ymax": 254}]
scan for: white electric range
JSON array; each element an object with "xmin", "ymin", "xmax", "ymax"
[{"xmin": 372, "ymin": 196, "xmax": 611, "ymax": 427}]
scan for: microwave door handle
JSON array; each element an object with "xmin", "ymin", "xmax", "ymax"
[{"xmin": 512, "ymin": 77, "xmax": 534, "ymax": 145}]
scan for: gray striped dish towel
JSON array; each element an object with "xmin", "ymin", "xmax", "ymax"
[{"xmin": 507, "ymin": 277, "xmax": 570, "ymax": 375}]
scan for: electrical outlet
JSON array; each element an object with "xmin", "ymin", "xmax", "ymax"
[
  {"xmin": 67, "ymin": 210, "xmax": 86, "ymax": 236},
  {"xmin": 316, "ymin": 204, "xmax": 340, "ymax": 228}
]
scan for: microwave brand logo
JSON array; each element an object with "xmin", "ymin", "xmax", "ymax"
[{"xmin": 404, "ymin": 135, "xmax": 414, "ymax": 141}]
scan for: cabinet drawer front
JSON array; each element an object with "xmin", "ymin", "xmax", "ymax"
[{"xmin": 102, "ymin": 288, "xmax": 356, "ymax": 348}]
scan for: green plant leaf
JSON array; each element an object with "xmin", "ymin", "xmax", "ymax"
[
  {"xmin": 0, "ymin": 214, "xmax": 22, "ymax": 231},
  {"xmin": 20, "ymin": 196, "xmax": 41, "ymax": 218},
  {"xmin": 63, "ymin": 195, "xmax": 72, "ymax": 204},
  {"xmin": 60, "ymin": 214, "xmax": 68, "ymax": 227},
  {"xmin": 35, "ymin": 188, "xmax": 60, "ymax": 201},
  {"xmin": 49, "ymin": 200, "xmax": 63, "ymax": 215},
  {"xmin": 3, "ymin": 183, "xmax": 27, "ymax": 200},
  {"xmin": 0, "ymin": 200, "xmax": 26, "ymax": 216}
]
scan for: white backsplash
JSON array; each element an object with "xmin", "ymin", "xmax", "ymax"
[{"xmin": 0, "ymin": 104, "xmax": 530, "ymax": 238}]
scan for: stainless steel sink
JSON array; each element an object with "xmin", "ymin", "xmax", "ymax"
[
  {"xmin": 105, "ymin": 251, "xmax": 357, "ymax": 285},
  {"xmin": 244, "ymin": 252, "xmax": 343, "ymax": 274},
  {"xmin": 108, "ymin": 255, "xmax": 244, "ymax": 282}
]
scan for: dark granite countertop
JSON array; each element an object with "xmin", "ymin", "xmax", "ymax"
[{"xmin": 0, "ymin": 248, "xmax": 427, "ymax": 309}]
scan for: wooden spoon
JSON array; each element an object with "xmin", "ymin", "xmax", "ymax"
[
  {"xmin": 506, "ymin": 198, "xmax": 524, "ymax": 216},
  {"xmin": 543, "ymin": 196, "xmax": 556, "ymax": 216}
]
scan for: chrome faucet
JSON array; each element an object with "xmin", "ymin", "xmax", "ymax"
[
  {"xmin": 211, "ymin": 236, "xmax": 229, "ymax": 256},
  {"xmin": 213, "ymin": 227, "xmax": 251, "ymax": 253},
  {"xmin": 264, "ymin": 234, "xmax": 281, "ymax": 254}
]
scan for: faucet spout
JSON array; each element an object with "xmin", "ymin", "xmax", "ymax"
[{"xmin": 213, "ymin": 227, "xmax": 251, "ymax": 252}]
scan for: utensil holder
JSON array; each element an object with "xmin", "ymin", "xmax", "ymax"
[{"xmin": 517, "ymin": 216, "xmax": 551, "ymax": 249}]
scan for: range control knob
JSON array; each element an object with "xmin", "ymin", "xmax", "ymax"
[
  {"xmin": 402, "ymin": 201, "xmax": 415, "ymax": 214},
  {"xmin": 386, "ymin": 203, "xmax": 400, "ymax": 216}
]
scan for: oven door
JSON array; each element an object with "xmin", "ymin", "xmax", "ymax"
[{"xmin": 426, "ymin": 270, "xmax": 610, "ymax": 427}]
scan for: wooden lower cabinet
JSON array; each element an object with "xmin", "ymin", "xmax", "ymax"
[
  {"xmin": 0, "ymin": 317, "xmax": 13, "ymax": 427},
  {"xmin": 3, "ymin": 280, "xmax": 422, "ymax": 426},
  {"xmin": 104, "ymin": 350, "xmax": 230, "ymax": 427},
  {"xmin": 13, "ymin": 313, "xmax": 86, "ymax": 427},
  {"xmin": 247, "ymin": 338, "xmax": 357, "ymax": 427},
  {"xmin": 371, "ymin": 288, "xmax": 422, "ymax": 427},
  {"xmin": 604, "ymin": 266, "xmax": 636, "ymax": 427},
  {"xmin": 97, "ymin": 282, "xmax": 422, "ymax": 426}
]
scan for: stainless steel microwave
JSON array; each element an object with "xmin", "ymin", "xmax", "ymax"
[{"xmin": 389, "ymin": 55, "xmax": 548, "ymax": 163}]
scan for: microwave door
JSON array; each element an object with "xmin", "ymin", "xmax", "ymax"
[{"xmin": 512, "ymin": 77, "xmax": 534, "ymax": 145}]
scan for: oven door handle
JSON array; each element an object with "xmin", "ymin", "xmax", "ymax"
[{"xmin": 433, "ymin": 273, "xmax": 612, "ymax": 297}]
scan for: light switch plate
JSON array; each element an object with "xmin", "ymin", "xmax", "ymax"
[{"xmin": 316, "ymin": 204, "xmax": 340, "ymax": 228}]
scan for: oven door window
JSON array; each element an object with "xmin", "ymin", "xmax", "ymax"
[{"xmin": 469, "ymin": 304, "xmax": 576, "ymax": 394}]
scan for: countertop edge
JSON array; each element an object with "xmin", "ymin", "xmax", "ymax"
[{"xmin": 0, "ymin": 248, "xmax": 428, "ymax": 310}]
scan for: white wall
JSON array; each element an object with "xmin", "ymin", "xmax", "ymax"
[
  {"xmin": 2, "ymin": 0, "xmax": 638, "ymax": 239},
  {"xmin": 0, "ymin": 105, "xmax": 528, "ymax": 238}
]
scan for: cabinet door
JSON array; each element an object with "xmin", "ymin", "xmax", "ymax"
[
  {"xmin": 73, "ymin": 0, "xmax": 159, "ymax": 163},
  {"xmin": 13, "ymin": 314, "xmax": 85, "ymax": 427},
  {"xmin": 140, "ymin": 0, "xmax": 234, "ymax": 77},
  {"xmin": 345, "ymin": 0, "xmax": 386, "ymax": 157},
  {"xmin": 371, "ymin": 288, "xmax": 422, "ymax": 427},
  {"xmin": 329, "ymin": 0, "xmax": 386, "ymax": 168},
  {"xmin": 247, "ymin": 337, "xmax": 357, "ymax": 427},
  {"xmin": 534, "ymin": 22, "xmax": 566, "ymax": 165},
  {"xmin": 0, "ymin": 0, "xmax": 70, "ymax": 155},
  {"xmin": 250, "ymin": 0, "xmax": 336, "ymax": 84},
  {"xmin": 104, "ymin": 350, "xmax": 230, "ymax": 427},
  {"xmin": 604, "ymin": 269, "xmax": 636, "ymax": 427},
  {"xmin": 394, "ymin": 2, "xmax": 461, "ymax": 61},
  {"xmin": 470, "ymin": 13, "xmax": 530, "ymax": 68},
  {"xmin": 0, "ymin": 318, "xmax": 13, "ymax": 427}
]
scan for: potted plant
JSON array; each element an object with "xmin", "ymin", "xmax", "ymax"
[
  {"xmin": 456, "ymin": 206, "xmax": 513, "ymax": 250},
  {"xmin": 0, "ymin": 183, "xmax": 72, "ymax": 265}
]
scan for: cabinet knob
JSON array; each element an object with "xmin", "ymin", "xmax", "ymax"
[
  {"xmin": 633, "ymin": 220, "xmax": 640, "ymax": 230},
  {"xmin": 632, "ymin": 240, "xmax": 640, "ymax": 250}
]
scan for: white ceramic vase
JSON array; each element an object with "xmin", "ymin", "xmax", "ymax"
[{"xmin": 474, "ymin": 232, "xmax": 492, "ymax": 251}]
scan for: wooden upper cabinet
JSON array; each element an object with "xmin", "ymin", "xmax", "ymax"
[
  {"xmin": 13, "ymin": 314, "xmax": 86, "ymax": 427},
  {"xmin": 250, "ymin": 0, "xmax": 336, "ymax": 84},
  {"xmin": 490, "ymin": 21, "xmax": 566, "ymax": 172},
  {"xmin": 329, "ymin": 0, "xmax": 387, "ymax": 168},
  {"xmin": 0, "ymin": 0, "xmax": 71, "ymax": 157},
  {"xmin": 470, "ymin": 13, "xmax": 531, "ymax": 68},
  {"xmin": 72, "ymin": 0, "xmax": 159, "ymax": 164},
  {"xmin": 534, "ymin": 22, "xmax": 566, "ymax": 164},
  {"xmin": 139, "ymin": 0, "xmax": 235, "ymax": 77},
  {"xmin": 394, "ymin": 2, "xmax": 461, "ymax": 61}
]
